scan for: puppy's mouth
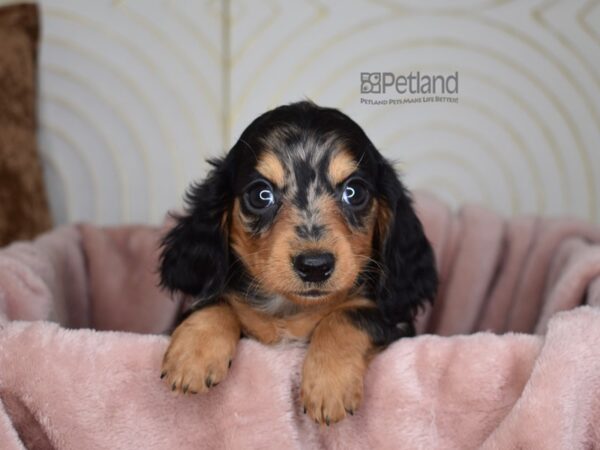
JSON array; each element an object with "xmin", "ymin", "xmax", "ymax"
[{"xmin": 294, "ymin": 289, "xmax": 330, "ymax": 298}]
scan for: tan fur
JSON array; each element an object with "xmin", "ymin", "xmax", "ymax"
[
  {"xmin": 230, "ymin": 199, "xmax": 299, "ymax": 299},
  {"xmin": 230, "ymin": 192, "xmax": 379, "ymax": 308},
  {"xmin": 301, "ymin": 303, "xmax": 376, "ymax": 424},
  {"xmin": 256, "ymin": 151, "xmax": 285, "ymax": 188},
  {"xmin": 161, "ymin": 304, "xmax": 241, "ymax": 394},
  {"xmin": 328, "ymin": 149, "xmax": 358, "ymax": 185},
  {"xmin": 228, "ymin": 294, "xmax": 373, "ymax": 343},
  {"xmin": 259, "ymin": 124, "xmax": 302, "ymax": 156},
  {"xmin": 228, "ymin": 297, "xmax": 281, "ymax": 344},
  {"xmin": 315, "ymin": 195, "xmax": 378, "ymax": 288},
  {"xmin": 163, "ymin": 146, "xmax": 390, "ymax": 422},
  {"xmin": 230, "ymin": 199, "xmax": 261, "ymax": 266}
]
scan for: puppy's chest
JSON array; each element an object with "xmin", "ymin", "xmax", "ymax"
[{"xmin": 228, "ymin": 297, "xmax": 325, "ymax": 344}]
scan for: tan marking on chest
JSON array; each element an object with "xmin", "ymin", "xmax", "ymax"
[{"xmin": 227, "ymin": 295, "xmax": 374, "ymax": 344}]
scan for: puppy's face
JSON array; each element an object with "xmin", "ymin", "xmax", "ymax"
[
  {"xmin": 229, "ymin": 131, "xmax": 379, "ymax": 306},
  {"xmin": 160, "ymin": 101, "xmax": 437, "ymax": 329}
]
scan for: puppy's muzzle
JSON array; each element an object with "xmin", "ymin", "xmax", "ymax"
[{"xmin": 292, "ymin": 252, "xmax": 335, "ymax": 283}]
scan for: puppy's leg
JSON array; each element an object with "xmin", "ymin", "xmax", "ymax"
[
  {"xmin": 161, "ymin": 303, "xmax": 240, "ymax": 394},
  {"xmin": 301, "ymin": 306, "xmax": 376, "ymax": 425}
]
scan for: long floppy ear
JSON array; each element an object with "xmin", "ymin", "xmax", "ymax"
[
  {"xmin": 159, "ymin": 158, "xmax": 231, "ymax": 304},
  {"xmin": 374, "ymin": 160, "xmax": 438, "ymax": 334}
]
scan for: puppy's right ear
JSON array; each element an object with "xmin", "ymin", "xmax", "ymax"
[{"xmin": 159, "ymin": 158, "xmax": 231, "ymax": 303}]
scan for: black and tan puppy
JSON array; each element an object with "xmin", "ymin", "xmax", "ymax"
[{"xmin": 159, "ymin": 101, "xmax": 437, "ymax": 425}]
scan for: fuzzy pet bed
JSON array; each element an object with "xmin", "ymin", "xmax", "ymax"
[{"xmin": 1, "ymin": 193, "xmax": 600, "ymax": 449}]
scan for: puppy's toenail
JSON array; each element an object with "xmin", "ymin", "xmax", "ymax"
[
  {"xmin": 303, "ymin": 407, "xmax": 307, "ymax": 414},
  {"xmin": 325, "ymin": 417, "xmax": 330, "ymax": 426},
  {"xmin": 160, "ymin": 371, "xmax": 167, "ymax": 379},
  {"xmin": 171, "ymin": 382, "xmax": 176, "ymax": 391},
  {"xmin": 205, "ymin": 377, "xmax": 212, "ymax": 388},
  {"xmin": 183, "ymin": 384, "xmax": 189, "ymax": 394},
  {"xmin": 228, "ymin": 360, "xmax": 232, "ymax": 368}
]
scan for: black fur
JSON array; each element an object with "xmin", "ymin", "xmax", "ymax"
[
  {"xmin": 345, "ymin": 307, "xmax": 410, "ymax": 347},
  {"xmin": 159, "ymin": 157, "xmax": 233, "ymax": 306},
  {"xmin": 295, "ymin": 223, "xmax": 326, "ymax": 240},
  {"xmin": 159, "ymin": 101, "xmax": 438, "ymax": 345},
  {"xmin": 351, "ymin": 159, "xmax": 438, "ymax": 345}
]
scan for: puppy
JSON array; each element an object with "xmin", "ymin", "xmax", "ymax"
[{"xmin": 159, "ymin": 101, "xmax": 437, "ymax": 425}]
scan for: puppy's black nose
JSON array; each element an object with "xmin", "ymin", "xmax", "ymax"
[{"xmin": 293, "ymin": 252, "xmax": 335, "ymax": 283}]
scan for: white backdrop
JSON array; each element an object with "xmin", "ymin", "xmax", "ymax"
[{"xmin": 3, "ymin": 0, "xmax": 599, "ymax": 224}]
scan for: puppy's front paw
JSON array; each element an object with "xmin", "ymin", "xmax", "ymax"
[
  {"xmin": 161, "ymin": 326, "xmax": 236, "ymax": 395},
  {"xmin": 300, "ymin": 353, "xmax": 365, "ymax": 425}
]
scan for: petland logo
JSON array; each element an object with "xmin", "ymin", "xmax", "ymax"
[{"xmin": 360, "ymin": 71, "xmax": 459, "ymax": 105}]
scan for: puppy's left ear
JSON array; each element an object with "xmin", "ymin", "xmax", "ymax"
[
  {"xmin": 373, "ymin": 160, "xmax": 438, "ymax": 333},
  {"xmin": 159, "ymin": 158, "xmax": 232, "ymax": 304}
]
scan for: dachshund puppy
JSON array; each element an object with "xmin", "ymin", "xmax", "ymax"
[{"xmin": 159, "ymin": 101, "xmax": 437, "ymax": 425}]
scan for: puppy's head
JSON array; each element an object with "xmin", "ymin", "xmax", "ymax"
[{"xmin": 160, "ymin": 101, "xmax": 437, "ymax": 324}]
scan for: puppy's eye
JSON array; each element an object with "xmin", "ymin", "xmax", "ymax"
[
  {"xmin": 341, "ymin": 179, "xmax": 369, "ymax": 208},
  {"xmin": 245, "ymin": 181, "xmax": 276, "ymax": 212}
]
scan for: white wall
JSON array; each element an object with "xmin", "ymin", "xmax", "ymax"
[
  {"xmin": 36, "ymin": 0, "xmax": 225, "ymax": 224},
  {"xmin": 5, "ymin": 0, "xmax": 599, "ymax": 224},
  {"xmin": 229, "ymin": 0, "xmax": 600, "ymax": 223}
]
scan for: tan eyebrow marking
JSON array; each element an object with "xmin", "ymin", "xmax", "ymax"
[
  {"xmin": 256, "ymin": 151, "xmax": 285, "ymax": 188},
  {"xmin": 328, "ymin": 149, "xmax": 358, "ymax": 185}
]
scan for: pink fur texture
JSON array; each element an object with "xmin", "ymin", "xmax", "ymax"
[{"xmin": 1, "ymin": 193, "xmax": 600, "ymax": 449}]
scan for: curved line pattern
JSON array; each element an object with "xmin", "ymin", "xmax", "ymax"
[
  {"xmin": 534, "ymin": 0, "xmax": 600, "ymax": 104},
  {"xmin": 268, "ymin": 14, "xmax": 413, "ymax": 103},
  {"xmin": 412, "ymin": 175, "xmax": 468, "ymax": 205},
  {"xmin": 46, "ymin": 6, "xmax": 208, "ymax": 197},
  {"xmin": 259, "ymin": 7, "xmax": 597, "ymax": 219},
  {"xmin": 230, "ymin": 0, "xmax": 279, "ymax": 63},
  {"xmin": 278, "ymin": 34, "xmax": 591, "ymax": 217},
  {"xmin": 42, "ymin": 92, "xmax": 129, "ymax": 220},
  {"xmin": 319, "ymin": 56, "xmax": 569, "ymax": 212},
  {"xmin": 32, "ymin": 0, "xmax": 600, "ymax": 226},
  {"xmin": 43, "ymin": 31, "xmax": 182, "ymax": 212},
  {"xmin": 459, "ymin": 98, "xmax": 547, "ymax": 213},
  {"xmin": 367, "ymin": 0, "xmax": 516, "ymax": 14},
  {"xmin": 337, "ymin": 63, "xmax": 570, "ymax": 213},
  {"xmin": 42, "ymin": 122, "xmax": 101, "ymax": 220},
  {"xmin": 42, "ymin": 37, "xmax": 159, "ymax": 217},
  {"xmin": 578, "ymin": 0, "xmax": 600, "ymax": 49},
  {"xmin": 38, "ymin": 142, "xmax": 74, "ymax": 221},
  {"xmin": 166, "ymin": 0, "xmax": 222, "ymax": 64},
  {"xmin": 462, "ymin": 14, "xmax": 599, "ymax": 218},
  {"xmin": 380, "ymin": 122, "xmax": 521, "ymax": 213},
  {"xmin": 43, "ymin": 62, "xmax": 153, "ymax": 219},
  {"xmin": 356, "ymin": 91, "xmax": 546, "ymax": 214},
  {"xmin": 229, "ymin": 0, "xmax": 327, "ymax": 131},
  {"xmin": 117, "ymin": 2, "xmax": 220, "ymax": 113},
  {"xmin": 459, "ymin": 69, "xmax": 570, "ymax": 207},
  {"xmin": 402, "ymin": 149, "xmax": 496, "ymax": 206}
]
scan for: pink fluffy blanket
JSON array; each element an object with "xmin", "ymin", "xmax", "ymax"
[{"xmin": 1, "ymin": 193, "xmax": 600, "ymax": 449}]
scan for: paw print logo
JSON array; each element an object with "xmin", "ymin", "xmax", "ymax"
[{"xmin": 361, "ymin": 73, "xmax": 381, "ymax": 94}]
